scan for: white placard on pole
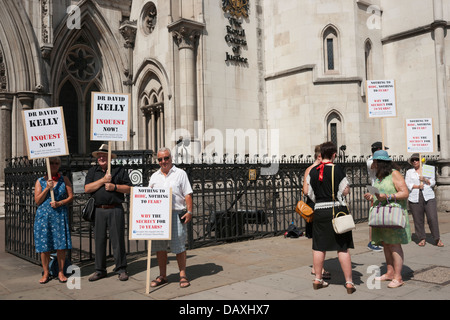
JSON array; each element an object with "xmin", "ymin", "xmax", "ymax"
[
  {"xmin": 90, "ymin": 92, "xmax": 131, "ymax": 142},
  {"xmin": 129, "ymin": 187, "xmax": 172, "ymax": 294},
  {"xmin": 129, "ymin": 187, "xmax": 172, "ymax": 240},
  {"xmin": 22, "ymin": 107, "xmax": 69, "ymax": 160},
  {"xmin": 406, "ymin": 118, "xmax": 435, "ymax": 154},
  {"xmin": 366, "ymin": 80, "xmax": 397, "ymax": 118}
]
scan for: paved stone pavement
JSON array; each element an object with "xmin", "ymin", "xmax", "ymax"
[{"xmin": 1, "ymin": 211, "xmax": 450, "ymax": 311}]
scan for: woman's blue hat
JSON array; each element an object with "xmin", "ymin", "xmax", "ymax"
[{"xmin": 373, "ymin": 150, "xmax": 392, "ymax": 161}]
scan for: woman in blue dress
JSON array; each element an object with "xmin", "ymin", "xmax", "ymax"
[{"xmin": 34, "ymin": 157, "xmax": 73, "ymax": 284}]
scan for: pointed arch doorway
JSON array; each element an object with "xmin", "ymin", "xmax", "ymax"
[{"xmin": 56, "ymin": 38, "xmax": 102, "ymax": 155}]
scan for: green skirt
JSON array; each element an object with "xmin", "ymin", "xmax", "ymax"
[{"xmin": 371, "ymin": 209, "xmax": 412, "ymax": 245}]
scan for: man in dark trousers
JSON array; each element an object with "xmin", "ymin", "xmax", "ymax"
[{"xmin": 85, "ymin": 144, "xmax": 132, "ymax": 281}]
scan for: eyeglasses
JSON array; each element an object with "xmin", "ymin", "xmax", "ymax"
[
  {"xmin": 411, "ymin": 158, "xmax": 420, "ymax": 162},
  {"xmin": 157, "ymin": 156, "xmax": 170, "ymax": 162}
]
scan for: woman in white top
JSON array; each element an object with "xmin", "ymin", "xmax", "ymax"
[{"xmin": 405, "ymin": 154, "xmax": 444, "ymax": 247}]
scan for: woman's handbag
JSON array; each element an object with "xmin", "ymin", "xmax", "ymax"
[
  {"xmin": 331, "ymin": 165, "xmax": 355, "ymax": 234},
  {"xmin": 295, "ymin": 191, "xmax": 314, "ymax": 223},
  {"xmin": 368, "ymin": 197, "xmax": 406, "ymax": 229},
  {"xmin": 81, "ymin": 197, "xmax": 96, "ymax": 222}
]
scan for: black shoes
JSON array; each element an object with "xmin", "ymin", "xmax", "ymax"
[
  {"xmin": 88, "ymin": 271, "xmax": 129, "ymax": 281},
  {"xmin": 88, "ymin": 272, "xmax": 107, "ymax": 282}
]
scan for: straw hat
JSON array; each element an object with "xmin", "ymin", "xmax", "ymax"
[{"xmin": 92, "ymin": 144, "xmax": 117, "ymax": 159}]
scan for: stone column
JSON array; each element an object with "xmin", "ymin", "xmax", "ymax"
[
  {"xmin": 17, "ymin": 92, "xmax": 34, "ymax": 157},
  {"xmin": 168, "ymin": 19, "xmax": 204, "ymax": 161},
  {"xmin": 119, "ymin": 20, "xmax": 137, "ymax": 150},
  {"xmin": 0, "ymin": 93, "xmax": 13, "ymax": 182},
  {"xmin": 433, "ymin": 0, "xmax": 450, "ymax": 211}
]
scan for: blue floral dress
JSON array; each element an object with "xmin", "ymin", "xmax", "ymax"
[{"xmin": 34, "ymin": 176, "xmax": 72, "ymax": 253}]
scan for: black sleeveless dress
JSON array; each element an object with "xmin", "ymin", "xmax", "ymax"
[{"xmin": 309, "ymin": 164, "xmax": 354, "ymax": 251}]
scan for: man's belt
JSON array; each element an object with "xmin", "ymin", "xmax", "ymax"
[{"xmin": 96, "ymin": 204, "xmax": 121, "ymax": 209}]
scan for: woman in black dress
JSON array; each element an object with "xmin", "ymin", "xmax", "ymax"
[{"xmin": 306, "ymin": 142, "xmax": 355, "ymax": 294}]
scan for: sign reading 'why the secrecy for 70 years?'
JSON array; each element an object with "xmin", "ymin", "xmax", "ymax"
[
  {"xmin": 91, "ymin": 92, "xmax": 130, "ymax": 141},
  {"xmin": 406, "ymin": 118, "xmax": 435, "ymax": 153},
  {"xmin": 366, "ymin": 80, "xmax": 397, "ymax": 118},
  {"xmin": 129, "ymin": 188, "xmax": 172, "ymax": 241}
]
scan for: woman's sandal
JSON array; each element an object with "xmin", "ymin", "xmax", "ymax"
[
  {"xmin": 39, "ymin": 276, "xmax": 50, "ymax": 284},
  {"xmin": 180, "ymin": 276, "xmax": 190, "ymax": 288},
  {"xmin": 436, "ymin": 239, "xmax": 444, "ymax": 247},
  {"xmin": 375, "ymin": 274, "xmax": 392, "ymax": 282},
  {"xmin": 345, "ymin": 281, "xmax": 356, "ymax": 294},
  {"xmin": 311, "ymin": 270, "xmax": 331, "ymax": 280},
  {"xmin": 418, "ymin": 239, "xmax": 426, "ymax": 247},
  {"xmin": 150, "ymin": 275, "xmax": 168, "ymax": 287},
  {"xmin": 312, "ymin": 278, "xmax": 328, "ymax": 290},
  {"xmin": 387, "ymin": 279, "xmax": 404, "ymax": 288}
]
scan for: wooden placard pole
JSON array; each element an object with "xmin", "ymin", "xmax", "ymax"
[
  {"xmin": 145, "ymin": 240, "xmax": 152, "ymax": 295},
  {"xmin": 107, "ymin": 141, "xmax": 112, "ymax": 174},
  {"xmin": 419, "ymin": 153, "xmax": 424, "ymax": 187},
  {"xmin": 45, "ymin": 157, "xmax": 55, "ymax": 202}
]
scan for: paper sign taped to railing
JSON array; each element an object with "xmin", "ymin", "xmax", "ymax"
[
  {"xmin": 22, "ymin": 107, "xmax": 69, "ymax": 159},
  {"xmin": 91, "ymin": 92, "xmax": 130, "ymax": 141},
  {"xmin": 129, "ymin": 187, "xmax": 172, "ymax": 240}
]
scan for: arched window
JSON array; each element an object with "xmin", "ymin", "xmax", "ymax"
[
  {"xmin": 326, "ymin": 111, "xmax": 343, "ymax": 148},
  {"xmin": 364, "ymin": 39, "xmax": 373, "ymax": 80},
  {"xmin": 323, "ymin": 25, "xmax": 340, "ymax": 74},
  {"xmin": 140, "ymin": 84, "xmax": 165, "ymax": 152},
  {"xmin": 59, "ymin": 80, "xmax": 79, "ymax": 153},
  {"xmin": 56, "ymin": 34, "xmax": 102, "ymax": 155}
]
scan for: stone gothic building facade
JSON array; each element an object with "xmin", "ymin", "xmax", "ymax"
[{"xmin": 1, "ymin": 0, "xmax": 450, "ymax": 209}]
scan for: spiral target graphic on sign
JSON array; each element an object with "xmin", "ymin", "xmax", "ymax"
[{"xmin": 128, "ymin": 169, "xmax": 143, "ymax": 186}]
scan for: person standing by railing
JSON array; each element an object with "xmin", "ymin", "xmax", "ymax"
[
  {"xmin": 148, "ymin": 147, "xmax": 193, "ymax": 288},
  {"xmin": 307, "ymin": 142, "xmax": 355, "ymax": 294},
  {"xmin": 405, "ymin": 153, "xmax": 444, "ymax": 247},
  {"xmin": 34, "ymin": 157, "xmax": 73, "ymax": 284},
  {"xmin": 84, "ymin": 144, "xmax": 132, "ymax": 282}
]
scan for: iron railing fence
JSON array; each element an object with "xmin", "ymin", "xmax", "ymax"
[{"xmin": 4, "ymin": 153, "xmax": 440, "ymax": 265}]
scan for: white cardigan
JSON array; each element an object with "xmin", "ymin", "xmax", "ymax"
[{"xmin": 405, "ymin": 168, "xmax": 435, "ymax": 203}]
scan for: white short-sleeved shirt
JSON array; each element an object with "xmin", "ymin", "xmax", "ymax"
[
  {"xmin": 367, "ymin": 157, "xmax": 376, "ymax": 185},
  {"xmin": 148, "ymin": 165, "xmax": 193, "ymax": 211},
  {"xmin": 405, "ymin": 168, "xmax": 436, "ymax": 203}
]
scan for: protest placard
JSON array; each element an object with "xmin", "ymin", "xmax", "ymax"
[
  {"xmin": 366, "ymin": 80, "xmax": 397, "ymax": 118},
  {"xmin": 406, "ymin": 118, "xmax": 434, "ymax": 153},
  {"xmin": 22, "ymin": 106, "xmax": 69, "ymax": 201},
  {"xmin": 129, "ymin": 187, "xmax": 172, "ymax": 294},
  {"xmin": 129, "ymin": 187, "xmax": 172, "ymax": 240},
  {"xmin": 91, "ymin": 92, "xmax": 131, "ymax": 142},
  {"xmin": 406, "ymin": 118, "xmax": 435, "ymax": 179},
  {"xmin": 366, "ymin": 80, "xmax": 397, "ymax": 150},
  {"xmin": 22, "ymin": 107, "xmax": 69, "ymax": 160},
  {"xmin": 90, "ymin": 92, "xmax": 130, "ymax": 173}
]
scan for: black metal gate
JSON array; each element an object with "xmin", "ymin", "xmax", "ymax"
[{"xmin": 4, "ymin": 152, "xmax": 436, "ymax": 265}]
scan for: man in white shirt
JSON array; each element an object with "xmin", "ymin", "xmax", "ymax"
[{"xmin": 148, "ymin": 147, "xmax": 193, "ymax": 288}]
